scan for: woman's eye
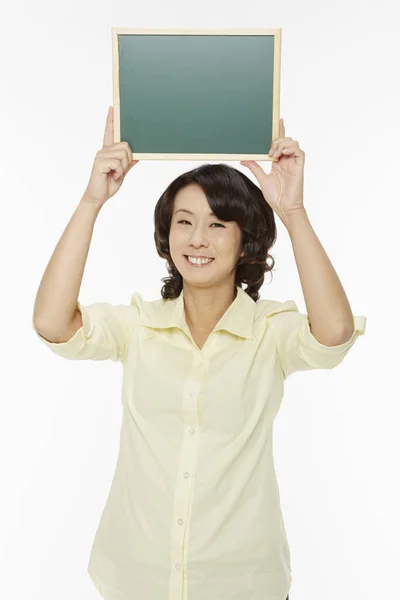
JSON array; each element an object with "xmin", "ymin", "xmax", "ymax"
[{"xmin": 177, "ymin": 220, "xmax": 224, "ymax": 228}]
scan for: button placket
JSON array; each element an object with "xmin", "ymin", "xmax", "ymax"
[{"xmin": 171, "ymin": 359, "xmax": 205, "ymax": 583}]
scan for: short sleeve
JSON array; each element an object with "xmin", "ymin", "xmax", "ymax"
[
  {"xmin": 33, "ymin": 298, "xmax": 139, "ymax": 363},
  {"xmin": 266, "ymin": 300, "xmax": 367, "ymax": 380}
]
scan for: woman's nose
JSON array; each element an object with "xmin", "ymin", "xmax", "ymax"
[{"xmin": 189, "ymin": 227, "xmax": 209, "ymax": 245}]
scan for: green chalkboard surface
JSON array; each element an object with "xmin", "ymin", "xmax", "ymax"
[{"xmin": 112, "ymin": 28, "xmax": 281, "ymax": 161}]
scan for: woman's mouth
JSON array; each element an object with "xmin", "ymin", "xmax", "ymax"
[{"xmin": 184, "ymin": 255, "xmax": 215, "ymax": 267}]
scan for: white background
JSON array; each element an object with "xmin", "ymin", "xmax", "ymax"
[{"xmin": 1, "ymin": 1, "xmax": 398, "ymax": 599}]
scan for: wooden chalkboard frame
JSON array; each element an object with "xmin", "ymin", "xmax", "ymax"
[{"xmin": 112, "ymin": 28, "xmax": 281, "ymax": 161}]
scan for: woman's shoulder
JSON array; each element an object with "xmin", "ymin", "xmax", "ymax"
[{"xmin": 254, "ymin": 296, "xmax": 300, "ymax": 322}]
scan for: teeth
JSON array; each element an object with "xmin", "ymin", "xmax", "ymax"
[{"xmin": 187, "ymin": 256, "xmax": 213, "ymax": 265}]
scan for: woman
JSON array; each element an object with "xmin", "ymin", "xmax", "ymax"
[{"xmin": 33, "ymin": 106, "xmax": 366, "ymax": 600}]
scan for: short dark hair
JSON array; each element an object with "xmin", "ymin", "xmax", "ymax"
[{"xmin": 153, "ymin": 163, "xmax": 277, "ymax": 302}]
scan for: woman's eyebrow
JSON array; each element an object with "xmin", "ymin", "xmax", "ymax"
[{"xmin": 174, "ymin": 208, "xmax": 216, "ymax": 216}]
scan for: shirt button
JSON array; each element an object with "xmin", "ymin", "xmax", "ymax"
[
  {"xmin": 189, "ymin": 428, "xmax": 195, "ymax": 435},
  {"xmin": 177, "ymin": 519, "xmax": 184, "ymax": 526},
  {"xmin": 184, "ymin": 472, "xmax": 190, "ymax": 478},
  {"xmin": 175, "ymin": 563, "xmax": 181, "ymax": 570},
  {"xmin": 189, "ymin": 389, "xmax": 195, "ymax": 396}
]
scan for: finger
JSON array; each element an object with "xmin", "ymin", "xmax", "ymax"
[
  {"xmin": 110, "ymin": 144, "xmax": 136, "ymax": 172},
  {"xmin": 270, "ymin": 136, "xmax": 292, "ymax": 155},
  {"xmin": 280, "ymin": 118, "xmax": 285, "ymax": 138},
  {"xmin": 123, "ymin": 141, "xmax": 134, "ymax": 164},
  {"xmin": 101, "ymin": 158, "xmax": 124, "ymax": 178},
  {"xmin": 101, "ymin": 148, "xmax": 129, "ymax": 172},
  {"xmin": 240, "ymin": 160, "xmax": 267, "ymax": 179},
  {"xmin": 271, "ymin": 140, "xmax": 298, "ymax": 157},
  {"xmin": 102, "ymin": 106, "xmax": 114, "ymax": 148},
  {"xmin": 269, "ymin": 137, "xmax": 283, "ymax": 156},
  {"xmin": 115, "ymin": 158, "xmax": 139, "ymax": 180},
  {"xmin": 111, "ymin": 141, "xmax": 134, "ymax": 165},
  {"xmin": 126, "ymin": 160, "xmax": 139, "ymax": 174}
]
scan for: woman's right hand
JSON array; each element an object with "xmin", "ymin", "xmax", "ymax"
[{"xmin": 82, "ymin": 106, "xmax": 139, "ymax": 207}]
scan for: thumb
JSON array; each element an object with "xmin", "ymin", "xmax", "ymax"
[
  {"xmin": 240, "ymin": 160, "xmax": 267, "ymax": 183},
  {"xmin": 125, "ymin": 160, "xmax": 139, "ymax": 176}
]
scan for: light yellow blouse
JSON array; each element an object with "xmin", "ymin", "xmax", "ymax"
[{"xmin": 34, "ymin": 285, "xmax": 366, "ymax": 600}]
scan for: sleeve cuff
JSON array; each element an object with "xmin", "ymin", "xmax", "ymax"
[
  {"xmin": 301, "ymin": 314, "xmax": 367, "ymax": 352},
  {"xmin": 33, "ymin": 302, "xmax": 92, "ymax": 357}
]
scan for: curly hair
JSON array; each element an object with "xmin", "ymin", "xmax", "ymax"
[{"xmin": 153, "ymin": 163, "xmax": 277, "ymax": 303}]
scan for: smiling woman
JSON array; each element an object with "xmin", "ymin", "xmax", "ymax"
[
  {"xmin": 153, "ymin": 162, "xmax": 278, "ymax": 302},
  {"xmin": 32, "ymin": 100, "xmax": 364, "ymax": 600}
]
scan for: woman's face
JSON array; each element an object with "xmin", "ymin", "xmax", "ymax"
[{"xmin": 169, "ymin": 183, "xmax": 244, "ymax": 288}]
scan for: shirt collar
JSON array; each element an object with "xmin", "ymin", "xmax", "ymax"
[{"xmin": 139, "ymin": 285, "xmax": 256, "ymax": 340}]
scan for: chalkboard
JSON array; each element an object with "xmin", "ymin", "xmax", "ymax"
[{"xmin": 112, "ymin": 28, "xmax": 282, "ymax": 161}]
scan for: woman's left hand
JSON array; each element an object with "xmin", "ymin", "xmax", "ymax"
[{"xmin": 240, "ymin": 118, "xmax": 305, "ymax": 228}]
